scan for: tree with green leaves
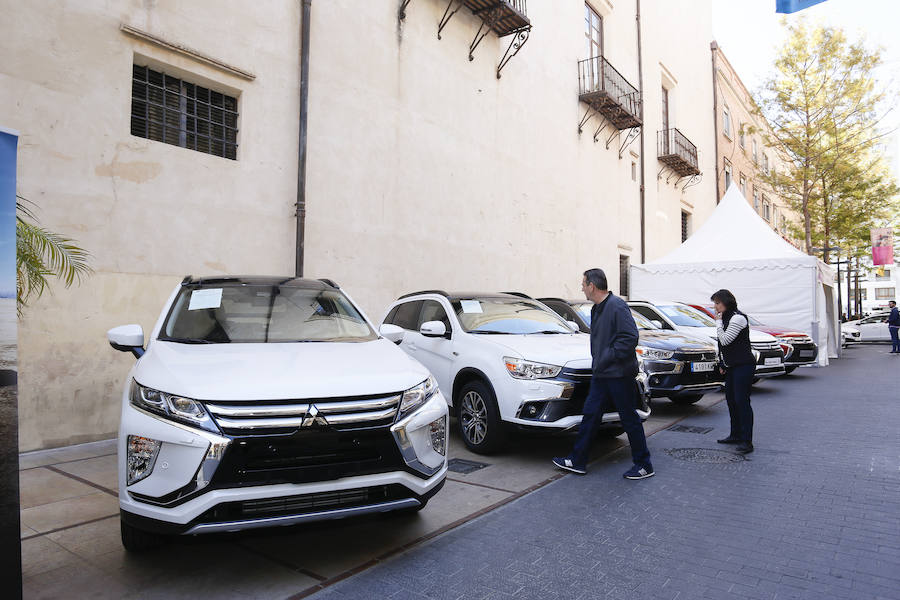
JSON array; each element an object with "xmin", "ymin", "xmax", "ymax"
[
  {"xmin": 757, "ymin": 19, "xmax": 898, "ymax": 259},
  {"xmin": 16, "ymin": 196, "xmax": 91, "ymax": 316}
]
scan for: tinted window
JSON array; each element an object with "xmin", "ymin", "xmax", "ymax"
[
  {"xmin": 390, "ymin": 301, "xmax": 423, "ymax": 330},
  {"xmin": 161, "ymin": 284, "xmax": 375, "ymax": 343},
  {"xmin": 419, "ymin": 300, "xmax": 451, "ymax": 332}
]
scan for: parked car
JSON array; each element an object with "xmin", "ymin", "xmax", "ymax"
[
  {"xmin": 843, "ymin": 313, "xmax": 892, "ymax": 342},
  {"xmin": 380, "ymin": 291, "xmax": 650, "ymax": 454},
  {"xmin": 687, "ymin": 303, "xmax": 818, "ymax": 374},
  {"xmin": 627, "ymin": 300, "xmax": 786, "ymax": 379},
  {"xmin": 108, "ymin": 276, "xmax": 448, "ymax": 552},
  {"xmin": 841, "ymin": 323, "xmax": 861, "ymax": 346},
  {"xmin": 538, "ymin": 298, "xmax": 723, "ymax": 404}
]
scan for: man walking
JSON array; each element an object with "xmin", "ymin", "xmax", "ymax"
[
  {"xmin": 888, "ymin": 300, "xmax": 899, "ymax": 353},
  {"xmin": 553, "ymin": 268, "xmax": 654, "ymax": 479}
]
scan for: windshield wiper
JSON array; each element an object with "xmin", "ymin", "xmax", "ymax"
[
  {"xmin": 469, "ymin": 330, "xmax": 511, "ymax": 335},
  {"xmin": 158, "ymin": 336, "xmax": 220, "ymax": 344},
  {"xmin": 529, "ymin": 330, "xmax": 567, "ymax": 334}
]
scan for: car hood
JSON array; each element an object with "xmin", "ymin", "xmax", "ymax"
[
  {"xmin": 133, "ymin": 338, "xmax": 429, "ymax": 400},
  {"xmin": 637, "ymin": 329, "xmax": 715, "ymax": 352},
  {"xmin": 675, "ymin": 326, "xmax": 776, "ymax": 343},
  {"xmin": 480, "ymin": 333, "xmax": 593, "ymax": 369},
  {"xmin": 751, "ymin": 325, "xmax": 806, "ymax": 337}
]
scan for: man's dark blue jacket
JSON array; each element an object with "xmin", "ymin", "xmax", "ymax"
[
  {"xmin": 590, "ymin": 293, "xmax": 640, "ymax": 378},
  {"xmin": 889, "ymin": 307, "xmax": 900, "ymax": 327}
]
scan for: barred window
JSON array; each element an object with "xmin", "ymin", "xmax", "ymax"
[
  {"xmin": 619, "ymin": 255, "xmax": 630, "ymax": 298},
  {"xmin": 131, "ymin": 64, "xmax": 238, "ymax": 160},
  {"xmin": 681, "ymin": 211, "xmax": 691, "ymax": 242}
]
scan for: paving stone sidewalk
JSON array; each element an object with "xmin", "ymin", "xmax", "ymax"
[{"xmin": 308, "ymin": 344, "xmax": 900, "ymax": 600}]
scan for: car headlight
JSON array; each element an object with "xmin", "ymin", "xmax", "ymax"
[
  {"xmin": 397, "ymin": 376, "xmax": 438, "ymax": 421},
  {"xmin": 635, "ymin": 346, "xmax": 674, "ymax": 360},
  {"xmin": 130, "ymin": 380, "xmax": 219, "ymax": 433},
  {"xmin": 503, "ymin": 357, "xmax": 562, "ymax": 379}
]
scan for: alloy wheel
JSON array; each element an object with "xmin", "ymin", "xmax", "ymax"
[{"xmin": 460, "ymin": 391, "xmax": 488, "ymax": 445}]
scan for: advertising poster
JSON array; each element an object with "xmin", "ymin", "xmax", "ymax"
[{"xmin": 871, "ymin": 227, "xmax": 894, "ymax": 266}]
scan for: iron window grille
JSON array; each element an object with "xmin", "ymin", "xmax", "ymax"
[
  {"xmin": 131, "ymin": 64, "xmax": 238, "ymax": 160},
  {"xmin": 619, "ymin": 255, "xmax": 630, "ymax": 298},
  {"xmin": 681, "ymin": 211, "xmax": 690, "ymax": 243}
]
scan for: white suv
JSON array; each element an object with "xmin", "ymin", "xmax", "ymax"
[
  {"xmin": 379, "ymin": 291, "xmax": 650, "ymax": 454},
  {"xmin": 107, "ymin": 276, "xmax": 448, "ymax": 551}
]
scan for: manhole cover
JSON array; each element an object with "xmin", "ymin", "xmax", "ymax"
[
  {"xmin": 664, "ymin": 448, "xmax": 745, "ymax": 463},
  {"xmin": 668, "ymin": 424, "xmax": 714, "ymax": 434},
  {"xmin": 447, "ymin": 458, "xmax": 490, "ymax": 474}
]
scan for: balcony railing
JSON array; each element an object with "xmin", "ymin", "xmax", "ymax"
[
  {"xmin": 657, "ymin": 128, "xmax": 700, "ymax": 177},
  {"xmin": 463, "ymin": 0, "xmax": 530, "ymax": 37},
  {"xmin": 578, "ymin": 56, "xmax": 642, "ymax": 130}
]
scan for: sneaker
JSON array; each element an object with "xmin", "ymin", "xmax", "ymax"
[
  {"xmin": 623, "ymin": 464, "xmax": 655, "ymax": 480},
  {"xmin": 552, "ymin": 457, "xmax": 586, "ymax": 475}
]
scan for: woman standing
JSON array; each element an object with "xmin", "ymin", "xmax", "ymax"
[{"xmin": 711, "ymin": 289, "xmax": 755, "ymax": 454}]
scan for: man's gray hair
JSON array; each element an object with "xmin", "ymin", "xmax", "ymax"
[{"xmin": 583, "ymin": 268, "xmax": 608, "ymax": 291}]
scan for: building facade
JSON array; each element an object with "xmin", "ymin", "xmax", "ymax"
[
  {"xmin": 3, "ymin": 0, "xmax": 716, "ymax": 451},
  {"xmin": 711, "ymin": 43, "xmax": 801, "ymax": 247}
]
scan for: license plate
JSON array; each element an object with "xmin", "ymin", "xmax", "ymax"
[
  {"xmin": 799, "ymin": 350, "xmax": 814, "ymax": 358},
  {"xmin": 691, "ymin": 361, "xmax": 714, "ymax": 372},
  {"xmin": 764, "ymin": 357, "xmax": 781, "ymax": 366}
]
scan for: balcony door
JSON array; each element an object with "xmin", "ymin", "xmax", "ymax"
[
  {"xmin": 661, "ymin": 86, "xmax": 670, "ymax": 153},
  {"xmin": 584, "ymin": 4, "xmax": 603, "ymax": 90}
]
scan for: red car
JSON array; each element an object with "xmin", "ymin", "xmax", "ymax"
[{"xmin": 687, "ymin": 304, "xmax": 819, "ymax": 374}]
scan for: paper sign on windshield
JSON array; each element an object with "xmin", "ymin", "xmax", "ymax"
[
  {"xmin": 460, "ymin": 300, "xmax": 483, "ymax": 313},
  {"xmin": 188, "ymin": 288, "xmax": 223, "ymax": 310}
]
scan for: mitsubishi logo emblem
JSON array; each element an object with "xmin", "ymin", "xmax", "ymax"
[{"xmin": 301, "ymin": 404, "xmax": 329, "ymax": 428}]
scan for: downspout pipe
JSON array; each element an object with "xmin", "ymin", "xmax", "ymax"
[
  {"xmin": 636, "ymin": 0, "xmax": 645, "ymax": 263},
  {"xmin": 710, "ymin": 41, "xmax": 720, "ymax": 204},
  {"xmin": 296, "ymin": 0, "xmax": 312, "ymax": 277}
]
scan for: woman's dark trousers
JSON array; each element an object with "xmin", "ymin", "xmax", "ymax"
[{"xmin": 725, "ymin": 363, "xmax": 755, "ymax": 443}]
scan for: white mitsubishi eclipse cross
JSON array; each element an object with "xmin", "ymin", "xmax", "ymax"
[
  {"xmin": 379, "ymin": 291, "xmax": 650, "ymax": 454},
  {"xmin": 108, "ymin": 276, "xmax": 448, "ymax": 551}
]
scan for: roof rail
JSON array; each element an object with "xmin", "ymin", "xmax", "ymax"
[
  {"xmin": 502, "ymin": 291, "xmax": 533, "ymax": 299},
  {"xmin": 318, "ymin": 278, "xmax": 339, "ymax": 288},
  {"xmin": 536, "ymin": 297, "xmax": 568, "ymax": 304},
  {"xmin": 397, "ymin": 290, "xmax": 450, "ymax": 300},
  {"xmin": 181, "ymin": 275, "xmax": 193, "ymax": 285}
]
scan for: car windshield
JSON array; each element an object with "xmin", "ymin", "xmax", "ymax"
[
  {"xmin": 452, "ymin": 297, "xmax": 574, "ymax": 334},
  {"xmin": 747, "ymin": 315, "xmax": 764, "ymax": 326},
  {"xmin": 630, "ymin": 310, "xmax": 658, "ymax": 330},
  {"xmin": 658, "ymin": 304, "xmax": 716, "ymax": 327},
  {"xmin": 160, "ymin": 284, "xmax": 376, "ymax": 343}
]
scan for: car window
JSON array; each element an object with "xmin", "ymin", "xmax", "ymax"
[
  {"xmin": 658, "ymin": 304, "xmax": 716, "ymax": 327},
  {"xmin": 572, "ymin": 302, "xmax": 593, "ymax": 325},
  {"xmin": 630, "ymin": 310, "xmax": 657, "ymax": 330},
  {"xmin": 418, "ymin": 300, "xmax": 451, "ymax": 332},
  {"xmin": 451, "ymin": 297, "xmax": 573, "ymax": 334},
  {"xmin": 161, "ymin": 284, "xmax": 376, "ymax": 343},
  {"xmin": 389, "ymin": 300, "xmax": 423, "ymax": 330},
  {"xmin": 631, "ymin": 305, "xmax": 671, "ymax": 329}
]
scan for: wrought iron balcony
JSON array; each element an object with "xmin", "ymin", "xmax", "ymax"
[
  {"xmin": 462, "ymin": 0, "xmax": 529, "ymax": 37},
  {"xmin": 578, "ymin": 56, "xmax": 642, "ymax": 130},
  {"xmin": 658, "ymin": 128, "xmax": 700, "ymax": 177}
]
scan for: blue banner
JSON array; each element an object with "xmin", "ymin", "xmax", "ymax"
[
  {"xmin": 776, "ymin": 0, "xmax": 828, "ymax": 13},
  {"xmin": 0, "ymin": 130, "xmax": 16, "ymax": 300}
]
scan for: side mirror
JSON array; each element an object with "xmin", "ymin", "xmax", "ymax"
[
  {"xmin": 566, "ymin": 320, "xmax": 580, "ymax": 332},
  {"xmin": 380, "ymin": 323, "xmax": 405, "ymax": 344},
  {"xmin": 108, "ymin": 324, "xmax": 145, "ymax": 359},
  {"xmin": 650, "ymin": 320, "xmax": 664, "ymax": 329},
  {"xmin": 420, "ymin": 321, "xmax": 448, "ymax": 338}
]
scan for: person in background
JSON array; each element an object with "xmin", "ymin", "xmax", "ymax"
[
  {"xmin": 552, "ymin": 268, "xmax": 653, "ymax": 479},
  {"xmin": 711, "ymin": 289, "xmax": 755, "ymax": 454},
  {"xmin": 888, "ymin": 301, "xmax": 899, "ymax": 353}
]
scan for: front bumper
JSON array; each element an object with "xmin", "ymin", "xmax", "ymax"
[
  {"xmin": 119, "ymin": 391, "xmax": 448, "ymax": 534},
  {"xmin": 507, "ymin": 369, "xmax": 650, "ymax": 432},
  {"xmin": 641, "ymin": 356, "xmax": 723, "ymax": 397},
  {"xmin": 784, "ymin": 342, "xmax": 818, "ymax": 366}
]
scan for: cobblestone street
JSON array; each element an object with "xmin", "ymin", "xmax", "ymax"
[{"xmin": 309, "ymin": 344, "xmax": 900, "ymax": 600}]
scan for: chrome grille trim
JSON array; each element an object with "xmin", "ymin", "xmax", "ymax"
[{"xmin": 204, "ymin": 393, "xmax": 402, "ymax": 432}]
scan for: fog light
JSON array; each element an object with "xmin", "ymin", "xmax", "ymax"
[
  {"xmin": 127, "ymin": 435, "xmax": 161, "ymax": 485},
  {"xmin": 526, "ymin": 405, "xmax": 538, "ymax": 416},
  {"xmin": 428, "ymin": 417, "xmax": 446, "ymax": 456}
]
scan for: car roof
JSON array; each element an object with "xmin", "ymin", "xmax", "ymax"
[
  {"xmin": 396, "ymin": 291, "xmax": 534, "ymax": 302},
  {"xmin": 537, "ymin": 297, "xmax": 589, "ymax": 305},
  {"xmin": 181, "ymin": 275, "xmax": 338, "ymax": 290}
]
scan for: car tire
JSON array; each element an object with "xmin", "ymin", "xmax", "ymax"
[
  {"xmin": 120, "ymin": 517, "xmax": 163, "ymax": 552},
  {"xmin": 457, "ymin": 380, "xmax": 506, "ymax": 454},
  {"xmin": 783, "ymin": 366, "xmax": 797, "ymax": 374},
  {"xmin": 668, "ymin": 393, "xmax": 703, "ymax": 405}
]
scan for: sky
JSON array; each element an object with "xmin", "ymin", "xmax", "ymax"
[{"xmin": 711, "ymin": 0, "xmax": 900, "ymax": 179}]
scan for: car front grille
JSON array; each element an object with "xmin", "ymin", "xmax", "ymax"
[
  {"xmin": 205, "ymin": 392, "xmax": 403, "ymax": 435},
  {"xmin": 675, "ymin": 351, "xmax": 717, "ymax": 362},
  {"xmin": 751, "ymin": 341, "xmax": 782, "ymax": 352}
]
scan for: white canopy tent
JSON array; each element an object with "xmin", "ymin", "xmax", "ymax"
[{"xmin": 630, "ymin": 184, "xmax": 839, "ymax": 365}]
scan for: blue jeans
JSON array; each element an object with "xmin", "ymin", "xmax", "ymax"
[
  {"xmin": 570, "ymin": 375, "xmax": 651, "ymax": 469},
  {"xmin": 725, "ymin": 363, "xmax": 755, "ymax": 443},
  {"xmin": 890, "ymin": 326, "xmax": 900, "ymax": 352}
]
